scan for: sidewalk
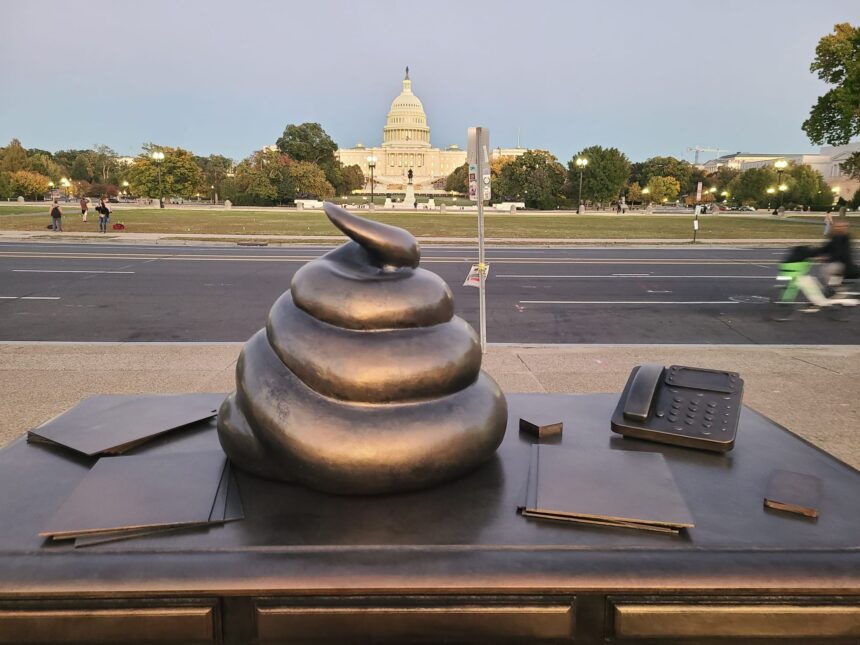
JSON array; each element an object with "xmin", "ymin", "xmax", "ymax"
[
  {"xmin": 2, "ymin": 343, "xmax": 857, "ymax": 469},
  {"xmin": 0, "ymin": 230, "xmax": 823, "ymax": 247}
]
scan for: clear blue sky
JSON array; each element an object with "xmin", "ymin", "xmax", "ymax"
[{"xmin": 1, "ymin": 0, "xmax": 857, "ymax": 164}]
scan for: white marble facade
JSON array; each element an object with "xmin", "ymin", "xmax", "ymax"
[{"xmin": 336, "ymin": 69, "xmax": 466, "ymax": 194}]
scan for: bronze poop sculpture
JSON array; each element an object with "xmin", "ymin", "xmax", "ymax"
[{"xmin": 217, "ymin": 202, "xmax": 508, "ymax": 494}]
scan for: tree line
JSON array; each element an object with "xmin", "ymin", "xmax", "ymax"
[
  {"xmin": 0, "ymin": 123, "xmax": 364, "ymax": 205},
  {"xmin": 444, "ymin": 148, "xmax": 856, "ymax": 211}
]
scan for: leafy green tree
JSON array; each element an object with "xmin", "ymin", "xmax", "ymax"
[
  {"xmin": 802, "ymin": 23, "xmax": 860, "ymax": 147},
  {"xmin": 707, "ymin": 166, "xmax": 740, "ymax": 191},
  {"xmin": 567, "ymin": 145, "xmax": 630, "ymax": 203},
  {"xmin": 850, "ymin": 187, "xmax": 860, "ymax": 209},
  {"xmin": 9, "ymin": 170, "xmax": 50, "ymax": 199},
  {"xmin": 688, "ymin": 166, "xmax": 709, "ymax": 196},
  {"xmin": 126, "ymin": 146, "xmax": 203, "ymax": 200},
  {"xmin": 645, "ymin": 176, "xmax": 681, "ymax": 203},
  {"xmin": 26, "ymin": 154, "xmax": 65, "ymax": 182},
  {"xmin": 445, "ymin": 163, "xmax": 468, "ymax": 192},
  {"xmin": 54, "ymin": 149, "xmax": 89, "ymax": 175},
  {"xmin": 195, "ymin": 154, "xmax": 234, "ymax": 197},
  {"xmin": 727, "ymin": 167, "xmax": 778, "ymax": 207},
  {"xmin": 337, "ymin": 164, "xmax": 364, "ymax": 194},
  {"xmin": 785, "ymin": 163, "xmax": 829, "ymax": 208},
  {"xmin": 0, "ymin": 139, "xmax": 28, "ymax": 173},
  {"xmin": 0, "ymin": 171, "xmax": 13, "ymax": 199},
  {"xmin": 496, "ymin": 150, "xmax": 566, "ymax": 209},
  {"xmin": 222, "ymin": 158, "xmax": 277, "ymax": 206},
  {"xmin": 70, "ymin": 154, "xmax": 95, "ymax": 181},
  {"xmin": 640, "ymin": 156, "xmax": 694, "ymax": 192},
  {"xmin": 276, "ymin": 123, "xmax": 338, "ymax": 167},
  {"xmin": 626, "ymin": 181, "xmax": 643, "ymax": 204}
]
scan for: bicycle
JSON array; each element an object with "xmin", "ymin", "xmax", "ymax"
[{"xmin": 768, "ymin": 250, "xmax": 859, "ymax": 322}]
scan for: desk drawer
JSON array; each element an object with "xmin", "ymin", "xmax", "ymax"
[
  {"xmin": 0, "ymin": 602, "xmax": 218, "ymax": 643},
  {"xmin": 612, "ymin": 601, "xmax": 860, "ymax": 639},
  {"xmin": 255, "ymin": 597, "xmax": 574, "ymax": 643}
]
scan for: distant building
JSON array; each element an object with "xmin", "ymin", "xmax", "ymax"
[
  {"xmin": 491, "ymin": 147, "xmax": 528, "ymax": 162},
  {"xmin": 704, "ymin": 144, "xmax": 860, "ymax": 198},
  {"xmin": 335, "ymin": 69, "xmax": 467, "ymax": 194}
]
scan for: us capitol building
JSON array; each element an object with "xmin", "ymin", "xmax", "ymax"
[{"xmin": 336, "ymin": 69, "xmax": 467, "ymax": 195}]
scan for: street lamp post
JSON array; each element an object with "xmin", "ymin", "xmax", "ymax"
[
  {"xmin": 774, "ymin": 160, "xmax": 788, "ymax": 208},
  {"xmin": 211, "ymin": 185, "xmax": 217, "ymax": 205},
  {"xmin": 575, "ymin": 157, "xmax": 588, "ymax": 212},
  {"xmin": 366, "ymin": 155, "xmax": 377, "ymax": 207},
  {"xmin": 151, "ymin": 151, "xmax": 165, "ymax": 208},
  {"xmin": 642, "ymin": 186, "xmax": 650, "ymax": 209},
  {"xmin": 766, "ymin": 187, "xmax": 776, "ymax": 210}
]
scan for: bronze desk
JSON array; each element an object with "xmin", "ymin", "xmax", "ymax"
[{"xmin": 0, "ymin": 393, "xmax": 858, "ymax": 644}]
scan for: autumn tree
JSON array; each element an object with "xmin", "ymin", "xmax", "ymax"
[
  {"xmin": 644, "ymin": 176, "xmax": 681, "ymax": 203},
  {"xmin": 567, "ymin": 146, "xmax": 630, "ymax": 203},
  {"xmin": 9, "ymin": 170, "xmax": 50, "ymax": 199},
  {"xmin": 288, "ymin": 160, "xmax": 335, "ymax": 199},
  {"xmin": 639, "ymin": 156, "xmax": 694, "ymax": 192},
  {"xmin": 0, "ymin": 139, "xmax": 28, "ymax": 173}
]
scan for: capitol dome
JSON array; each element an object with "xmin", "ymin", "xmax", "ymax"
[{"xmin": 382, "ymin": 68, "xmax": 431, "ymax": 149}]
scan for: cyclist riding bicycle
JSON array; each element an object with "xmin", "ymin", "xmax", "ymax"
[
  {"xmin": 774, "ymin": 219, "xmax": 859, "ymax": 315},
  {"xmin": 818, "ymin": 218, "xmax": 859, "ymax": 293}
]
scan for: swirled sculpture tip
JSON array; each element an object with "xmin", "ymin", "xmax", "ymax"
[{"xmin": 324, "ymin": 202, "xmax": 420, "ymax": 268}]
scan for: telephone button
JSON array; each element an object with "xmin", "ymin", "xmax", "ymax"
[
  {"xmin": 684, "ymin": 420, "xmax": 694, "ymax": 426},
  {"xmin": 703, "ymin": 422, "xmax": 713, "ymax": 428},
  {"xmin": 656, "ymin": 411, "xmax": 665, "ymax": 418},
  {"xmin": 668, "ymin": 415, "xmax": 678, "ymax": 422},
  {"xmin": 673, "ymin": 397, "xmax": 683, "ymax": 403}
]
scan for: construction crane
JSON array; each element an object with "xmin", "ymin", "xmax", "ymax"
[{"xmin": 686, "ymin": 146, "xmax": 729, "ymax": 165}]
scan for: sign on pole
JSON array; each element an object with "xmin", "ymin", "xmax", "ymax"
[
  {"xmin": 695, "ymin": 181, "xmax": 703, "ymax": 202},
  {"xmin": 463, "ymin": 263, "xmax": 490, "ymax": 288},
  {"xmin": 467, "ymin": 127, "xmax": 490, "ymax": 352},
  {"xmin": 467, "ymin": 128, "xmax": 491, "ymax": 203}
]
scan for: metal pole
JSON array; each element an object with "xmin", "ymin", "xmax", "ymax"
[
  {"xmin": 158, "ymin": 165, "xmax": 164, "ymax": 209},
  {"xmin": 477, "ymin": 132, "xmax": 487, "ymax": 354},
  {"xmin": 578, "ymin": 169, "xmax": 583, "ymax": 208},
  {"xmin": 370, "ymin": 165, "xmax": 374, "ymax": 206}
]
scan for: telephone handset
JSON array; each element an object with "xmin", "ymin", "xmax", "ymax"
[{"xmin": 611, "ymin": 364, "xmax": 743, "ymax": 452}]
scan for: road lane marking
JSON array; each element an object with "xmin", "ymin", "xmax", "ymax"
[
  {"xmin": 13, "ymin": 269, "xmax": 135, "ymax": 274},
  {"xmin": 520, "ymin": 300, "xmax": 739, "ymax": 305},
  {"xmin": 499, "ymin": 274, "xmax": 773, "ymax": 279},
  {"xmin": 0, "ymin": 296, "xmax": 61, "ymax": 300},
  {"xmin": 0, "ymin": 251, "xmax": 778, "ymax": 266}
]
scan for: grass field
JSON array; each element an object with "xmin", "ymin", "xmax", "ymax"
[{"xmin": 0, "ymin": 204, "xmax": 827, "ymax": 239}]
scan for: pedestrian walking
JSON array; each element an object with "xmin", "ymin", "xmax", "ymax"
[
  {"xmin": 49, "ymin": 200, "xmax": 63, "ymax": 232},
  {"xmin": 79, "ymin": 196, "xmax": 89, "ymax": 222},
  {"xmin": 824, "ymin": 210, "xmax": 834, "ymax": 236},
  {"xmin": 97, "ymin": 197, "xmax": 111, "ymax": 233}
]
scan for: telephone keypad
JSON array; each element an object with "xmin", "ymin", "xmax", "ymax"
[{"xmin": 612, "ymin": 364, "xmax": 743, "ymax": 453}]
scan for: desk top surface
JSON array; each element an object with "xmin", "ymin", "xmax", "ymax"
[{"xmin": 1, "ymin": 393, "xmax": 858, "ymax": 595}]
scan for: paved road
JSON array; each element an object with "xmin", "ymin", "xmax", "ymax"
[{"xmin": 1, "ymin": 242, "xmax": 857, "ymax": 344}]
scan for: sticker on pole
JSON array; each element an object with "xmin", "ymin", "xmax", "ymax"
[{"xmin": 464, "ymin": 263, "xmax": 490, "ymax": 287}]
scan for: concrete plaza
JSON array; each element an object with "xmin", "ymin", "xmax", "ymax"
[{"xmin": 2, "ymin": 342, "xmax": 857, "ymax": 469}]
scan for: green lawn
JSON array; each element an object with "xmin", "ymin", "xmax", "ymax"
[{"xmin": 0, "ymin": 205, "xmax": 827, "ymax": 239}]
